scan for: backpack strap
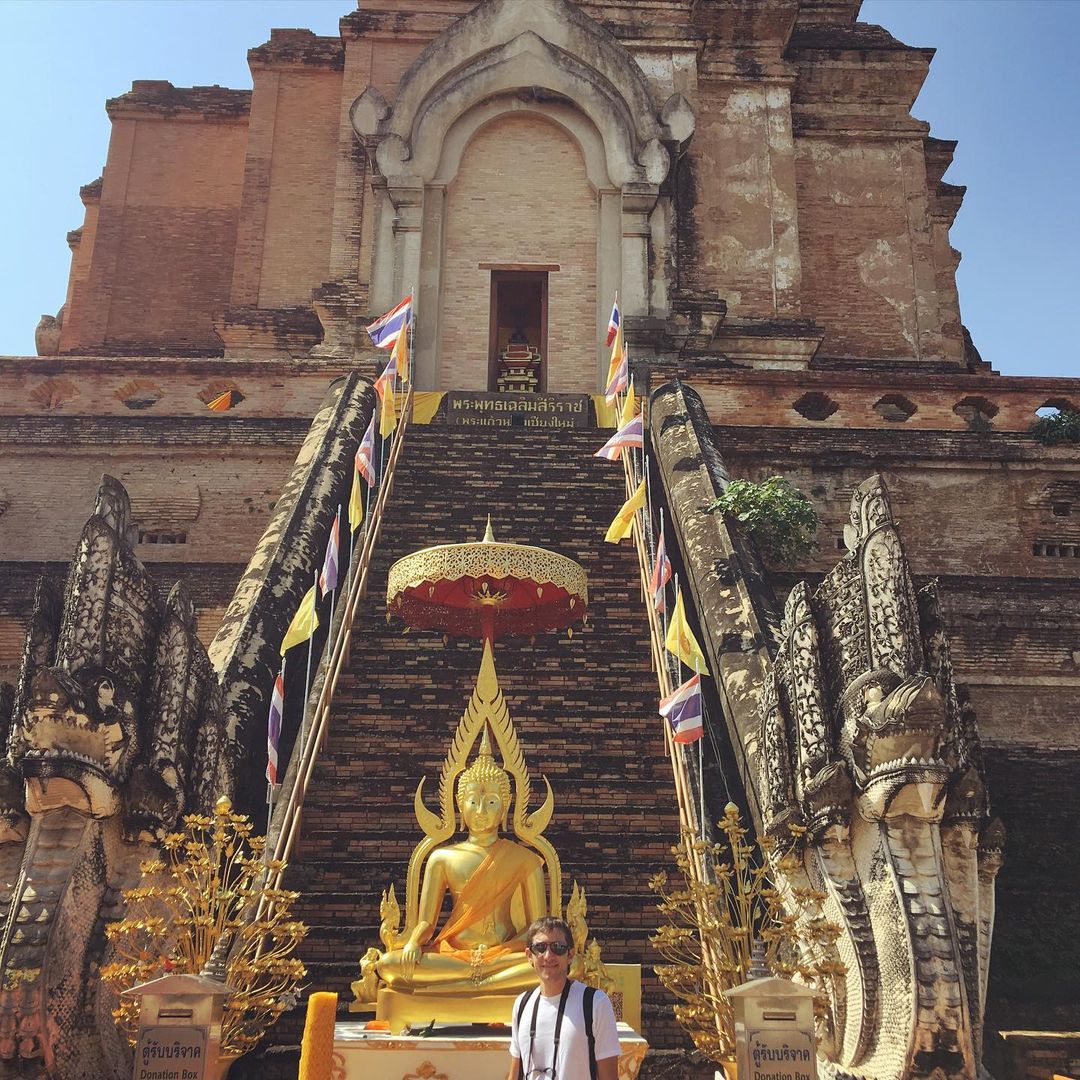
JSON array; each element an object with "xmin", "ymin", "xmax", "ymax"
[
  {"xmin": 515, "ymin": 989, "xmax": 531, "ymax": 1030},
  {"xmin": 583, "ymin": 985, "xmax": 598, "ymax": 1080},
  {"xmin": 513, "ymin": 986, "xmax": 537, "ymax": 1077}
]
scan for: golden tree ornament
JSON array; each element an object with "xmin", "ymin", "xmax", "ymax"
[
  {"xmin": 649, "ymin": 804, "xmax": 843, "ymax": 1065},
  {"xmin": 102, "ymin": 797, "xmax": 308, "ymax": 1058}
]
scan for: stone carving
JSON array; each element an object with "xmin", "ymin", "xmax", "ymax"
[
  {"xmin": 0, "ymin": 476, "xmax": 233, "ymax": 1078},
  {"xmin": 758, "ymin": 475, "xmax": 1003, "ymax": 1080},
  {"xmin": 34, "ymin": 308, "xmax": 63, "ymax": 356}
]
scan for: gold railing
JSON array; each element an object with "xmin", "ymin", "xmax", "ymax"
[{"xmin": 265, "ymin": 385, "xmax": 415, "ymax": 892}]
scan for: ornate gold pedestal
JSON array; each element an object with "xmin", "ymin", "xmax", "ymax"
[
  {"xmin": 331, "ymin": 1023, "xmax": 648, "ymax": 1080},
  {"xmin": 357, "ymin": 962, "xmax": 642, "ymax": 1036},
  {"xmin": 371, "ymin": 988, "xmax": 521, "ymax": 1032}
]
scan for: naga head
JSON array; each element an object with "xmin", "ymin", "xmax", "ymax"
[
  {"xmin": 840, "ymin": 669, "xmax": 951, "ymax": 821},
  {"xmin": 16, "ymin": 663, "xmax": 139, "ymax": 817}
]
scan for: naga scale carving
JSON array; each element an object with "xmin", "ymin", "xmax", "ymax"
[
  {"xmin": 758, "ymin": 475, "xmax": 1003, "ymax": 1080},
  {"xmin": 0, "ymin": 476, "xmax": 234, "ymax": 1078}
]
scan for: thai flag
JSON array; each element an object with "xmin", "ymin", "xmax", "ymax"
[
  {"xmin": 356, "ymin": 414, "xmax": 376, "ymax": 486},
  {"xmin": 594, "ymin": 414, "xmax": 644, "ymax": 461},
  {"xmin": 650, "ymin": 527, "xmax": 672, "ymax": 613},
  {"xmin": 660, "ymin": 675, "xmax": 703, "ymax": 744},
  {"xmin": 366, "ymin": 295, "xmax": 412, "ymax": 349},
  {"xmin": 374, "ymin": 350, "xmax": 398, "ymax": 399},
  {"xmin": 604, "ymin": 339, "xmax": 628, "ymax": 405},
  {"xmin": 605, "ymin": 296, "xmax": 621, "ymax": 347},
  {"xmin": 266, "ymin": 670, "xmax": 284, "ymax": 785},
  {"xmin": 320, "ymin": 514, "xmax": 340, "ymax": 596}
]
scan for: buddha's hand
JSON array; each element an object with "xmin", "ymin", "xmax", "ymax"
[{"xmin": 400, "ymin": 937, "xmax": 424, "ymax": 979}]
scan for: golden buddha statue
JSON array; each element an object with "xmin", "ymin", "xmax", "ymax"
[
  {"xmin": 352, "ymin": 640, "xmax": 567, "ymax": 1026},
  {"xmin": 375, "ymin": 729, "xmax": 545, "ymax": 993}
]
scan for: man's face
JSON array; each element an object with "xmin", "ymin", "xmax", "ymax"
[{"xmin": 526, "ymin": 928, "xmax": 574, "ymax": 988}]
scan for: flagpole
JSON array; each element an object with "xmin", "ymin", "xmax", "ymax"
[
  {"xmin": 644, "ymin": 452, "xmax": 655, "ymax": 560},
  {"xmin": 347, "ymin": 496, "xmax": 356, "ymax": 599},
  {"xmin": 300, "ymin": 569, "xmax": 317, "ymax": 755},
  {"xmin": 326, "ymin": 505, "xmax": 341, "ymax": 652},
  {"xmin": 671, "ymin": 571, "xmax": 682, "ymax": 688},
  {"xmin": 695, "ymin": 656, "xmax": 705, "ymax": 840},
  {"xmin": 658, "ymin": 508, "xmax": 670, "ymax": 647}
]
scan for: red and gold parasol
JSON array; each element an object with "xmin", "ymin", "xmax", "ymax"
[{"xmin": 386, "ymin": 519, "xmax": 587, "ymax": 642}]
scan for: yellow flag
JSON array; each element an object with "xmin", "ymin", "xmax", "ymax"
[
  {"xmin": 281, "ymin": 586, "xmax": 320, "ymax": 655},
  {"xmin": 604, "ymin": 325, "xmax": 624, "ymax": 397},
  {"xmin": 347, "ymin": 464, "xmax": 364, "ymax": 532},
  {"xmin": 378, "ymin": 378, "xmax": 397, "ymax": 438},
  {"xmin": 619, "ymin": 377, "xmax": 636, "ymax": 427},
  {"xmin": 665, "ymin": 588, "xmax": 709, "ymax": 674},
  {"xmin": 604, "ymin": 480, "xmax": 646, "ymax": 543},
  {"xmin": 392, "ymin": 321, "xmax": 409, "ymax": 385}
]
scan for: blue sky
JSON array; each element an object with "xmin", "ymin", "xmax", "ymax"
[{"xmin": 0, "ymin": 0, "xmax": 1075, "ymax": 378}]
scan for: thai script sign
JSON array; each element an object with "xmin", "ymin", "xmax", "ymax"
[
  {"xmin": 446, "ymin": 392, "xmax": 591, "ymax": 429},
  {"xmin": 746, "ymin": 1029, "xmax": 816, "ymax": 1080},
  {"xmin": 132, "ymin": 1025, "xmax": 207, "ymax": 1080}
]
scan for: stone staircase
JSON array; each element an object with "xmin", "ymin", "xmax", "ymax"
[{"xmin": 273, "ymin": 422, "xmax": 684, "ymax": 1050}]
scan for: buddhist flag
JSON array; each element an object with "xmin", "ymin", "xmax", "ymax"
[
  {"xmin": 660, "ymin": 674, "xmax": 704, "ymax": 744},
  {"xmin": 356, "ymin": 415, "xmax": 376, "ymax": 486},
  {"xmin": 281, "ymin": 586, "xmax": 320, "ymax": 655},
  {"xmin": 605, "ymin": 479, "xmax": 646, "ymax": 543},
  {"xmin": 606, "ymin": 294, "xmax": 621, "ymax": 348},
  {"xmin": 650, "ymin": 527, "xmax": 672, "ymax": 613},
  {"xmin": 366, "ymin": 295, "xmax": 412, "ymax": 349},
  {"xmin": 665, "ymin": 589, "xmax": 709, "ymax": 673},
  {"xmin": 207, "ymin": 388, "xmax": 239, "ymax": 412},
  {"xmin": 604, "ymin": 326, "xmax": 628, "ymax": 405},
  {"xmin": 348, "ymin": 464, "xmax": 364, "ymax": 532},
  {"xmin": 375, "ymin": 353, "xmax": 398, "ymax": 438},
  {"xmin": 594, "ymin": 414, "xmax": 643, "ymax": 461},
  {"xmin": 266, "ymin": 669, "xmax": 284, "ymax": 785},
  {"xmin": 319, "ymin": 514, "xmax": 340, "ymax": 597}
]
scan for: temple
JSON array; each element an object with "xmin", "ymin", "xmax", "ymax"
[{"xmin": 1, "ymin": 2, "xmax": 1078, "ymax": 1079}]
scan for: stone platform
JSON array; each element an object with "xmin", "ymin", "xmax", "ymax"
[{"xmin": 331, "ymin": 1021, "xmax": 648, "ymax": 1080}]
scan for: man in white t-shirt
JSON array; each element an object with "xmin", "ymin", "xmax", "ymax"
[{"xmin": 507, "ymin": 916, "xmax": 621, "ymax": 1080}]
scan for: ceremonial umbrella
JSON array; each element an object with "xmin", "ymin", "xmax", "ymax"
[{"xmin": 386, "ymin": 518, "xmax": 587, "ymax": 642}]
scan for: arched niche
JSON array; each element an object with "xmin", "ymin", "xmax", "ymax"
[
  {"xmin": 436, "ymin": 108, "xmax": 603, "ymax": 393},
  {"xmin": 353, "ymin": 0, "xmax": 693, "ymax": 390}
]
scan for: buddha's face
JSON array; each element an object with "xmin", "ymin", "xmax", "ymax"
[{"xmin": 458, "ymin": 779, "xmax": 504, "ymax": 836}]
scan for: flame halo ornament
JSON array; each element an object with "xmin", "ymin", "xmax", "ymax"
[{"xmin": 406, "ymin": 638, "xmax": 560, "ymax": 928}]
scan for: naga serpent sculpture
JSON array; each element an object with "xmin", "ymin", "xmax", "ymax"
[
  {"xmin": 0, "ymin": 477, "xmax": 232, "ymax": 1078},
  {"xmin": 759, "ymin": 475, "xmax": 1003, "ymax": 1080}
]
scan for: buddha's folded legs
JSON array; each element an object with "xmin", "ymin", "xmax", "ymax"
[{"xmin": 377, "ymin": 947, "xmax": 537, "ymax": 992}]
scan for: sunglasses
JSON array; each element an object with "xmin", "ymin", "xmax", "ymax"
[{"xmin": 527, "ymin": 941, "xmax": 570, "ymax": 956}]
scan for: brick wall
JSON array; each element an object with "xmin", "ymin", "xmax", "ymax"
[
  {"xmin": 67, "ymin": 100, "xmax": 248, "ymax": 354},
  {"xmin": 439, "ymin": 114, "xmax": 598, "ymax": 393},
  {"xmin": 687, "ymin": 82, "xmax": 801, "ymax": 318},
  {"xmin": 795, "ymin": 136, "xmax": 944, "ymax": 361},
  {"xmin": 257, "ymin": 69, "xmax": 342, "ymax": 308}
]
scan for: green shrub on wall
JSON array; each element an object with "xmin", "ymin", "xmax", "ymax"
[
  {"xmin": 707, "ymin": 475, "xmax": 818, "ymax": 566},
  {"xmin": 1030, "ymin": 409, "xmax": 1080, "ymax": 445}
]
